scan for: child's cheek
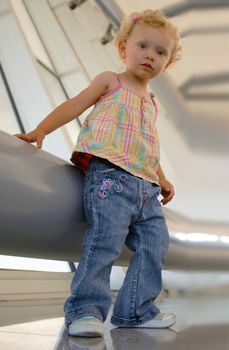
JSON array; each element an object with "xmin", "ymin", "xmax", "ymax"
[{"xmin": 128, "ymin": 50, "xmax": 138, "ymax": 64}]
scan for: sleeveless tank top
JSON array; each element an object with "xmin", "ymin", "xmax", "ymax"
[{"xmin": 71, "ymin": 73, "xmax": 160, "ymax": 184}]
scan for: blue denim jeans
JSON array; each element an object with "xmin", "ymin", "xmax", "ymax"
[{"xmin": 64, "ymin": 157, "xmax": 170, "ymax": 326}]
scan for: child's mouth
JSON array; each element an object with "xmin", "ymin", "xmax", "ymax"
[{"xmin": 142, "ymin": 63, "xmax": 153, "ymax": 70}]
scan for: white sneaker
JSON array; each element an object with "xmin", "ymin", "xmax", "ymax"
[
  {"xmin": 68, "ymin": 316, "xmax": 104, "ymax": 337},
  {"xmin": 68, "ymin": 336, "xmax": 106, "ymax": 349},
  {"xmin": 118, "ymin": 312, "xmax": 176, "ymax": 329}
]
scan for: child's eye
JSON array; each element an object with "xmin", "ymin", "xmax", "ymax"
[
  {"xmin": 157, "ymin": 50, "xmax": 166, "ymax": 56},
  {"xmin": 138, "ymin": 42, "xmax": 146, "ymax": 49}
]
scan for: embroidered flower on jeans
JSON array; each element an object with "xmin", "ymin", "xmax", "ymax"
[{"xmin": 98, "ymin": 174, "xmax": 128, "ymax": 199}]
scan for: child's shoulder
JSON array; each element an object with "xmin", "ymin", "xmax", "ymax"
[
  {"xmin": 96, "ymin": 70, "xmax": 117, "ymax": 80},
  {"xmin": 94, "ymin": 71, "xmax": 119, "ymax": 92}
]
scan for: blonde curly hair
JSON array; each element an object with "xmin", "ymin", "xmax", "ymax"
[{"xmin": 115, "ymin": 9, "xmax": 182, "ymax": 63}]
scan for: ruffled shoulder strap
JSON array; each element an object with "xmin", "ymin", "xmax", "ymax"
[{"xmin": 151, "ymin": 96, "xmax": 158, "ymax": 119}]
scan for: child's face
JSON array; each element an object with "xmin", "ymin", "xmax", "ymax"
[{"xmin": 119, "ymin": 24, "xmax": 174, "ymax": 80}]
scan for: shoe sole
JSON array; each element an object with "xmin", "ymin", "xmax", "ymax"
[
  {"xmin": 117, "ymin": 318, "xmax": 176, "ymax": 329},
  {"xmin": 69, "ymin": 331, "xmax": 103, "ymax": 337},
  {"xmin": 136, "ymin": 318, "xmax": 176, "ymax": 328},
  {"xmin": 68, "ymin": 324, "xmax": 104, "ymax": 337}
]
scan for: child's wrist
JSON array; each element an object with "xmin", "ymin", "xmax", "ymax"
[{"xmin": 36, "ymin": 126, "xmax": 47, "ymax": 135}]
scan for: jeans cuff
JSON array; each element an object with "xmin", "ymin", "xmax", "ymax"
[
  {"xmin": 111, "ymin": 309, "xmax": 159, "ymax": 326},
  {"xmin": 65, "ymin": 307, "xmax": 103, "ymax": 326}
]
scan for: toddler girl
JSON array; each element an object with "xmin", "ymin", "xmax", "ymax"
[{"xmin": 16, "ymin": 9, "xmax": 181, "ymax": 337}]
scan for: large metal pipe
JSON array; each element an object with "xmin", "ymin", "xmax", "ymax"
[
  {"xmin": 1, "ymin": 130, "xmax": 229, "ymax": 270},
  {"xmin": 0, "ymin": 130, "xmax": 132, "ymax": 265}
]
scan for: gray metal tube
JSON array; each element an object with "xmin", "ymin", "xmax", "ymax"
[
  {"xmin": 1, "ymin": 130, "xmax": 229, "ymax": 270},
  {"xmin": 0, "ymin": 130, "xmax": 132, "ymax": 265}
]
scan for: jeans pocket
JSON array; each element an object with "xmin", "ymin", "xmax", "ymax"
[{"xmin": 92, "ymin": 168, "xmax": 130, "ymax": 200}]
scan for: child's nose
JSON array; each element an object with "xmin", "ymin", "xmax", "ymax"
[{"xmin": 146, "ymin": 52, "xmax": 154, "ymax": 61}]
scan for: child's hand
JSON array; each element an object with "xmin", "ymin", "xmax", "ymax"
[
  {"xmin": 159, "ymin": 179, "xmax": 174, "ymax": 205},
  {"xmin": 15, "ymin": 128, "xmax": 46, "ymax": 149}
]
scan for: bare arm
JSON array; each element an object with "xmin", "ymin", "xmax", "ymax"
[
  {"xmin": 157, "ymin": 163, "xmax": 174, "ymax": 205},
  {"xmin": 157, "ymin": 163, "xmax": 166, "ymax": 182},
  {"xmin": 15, "ymin": 71, "xmax": 112, "ymax": 148}
]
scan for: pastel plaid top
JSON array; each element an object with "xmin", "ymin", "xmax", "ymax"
[{"xmin": 71, "ymin": 74, "xmax": 160, "ymax": 184}]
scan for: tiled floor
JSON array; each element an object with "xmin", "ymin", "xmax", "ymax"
[{"xmin": 1, "ymin": 295, "xmax": 229, "ymax": 349}]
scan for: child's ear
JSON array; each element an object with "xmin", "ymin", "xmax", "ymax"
[
  {"xmin": 164, "ymin": 57, "xmax": 174, "ymax": 70},
  {"xmin": 118, "ymin": 40, "xmax": 126, "ymax": 60}
]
